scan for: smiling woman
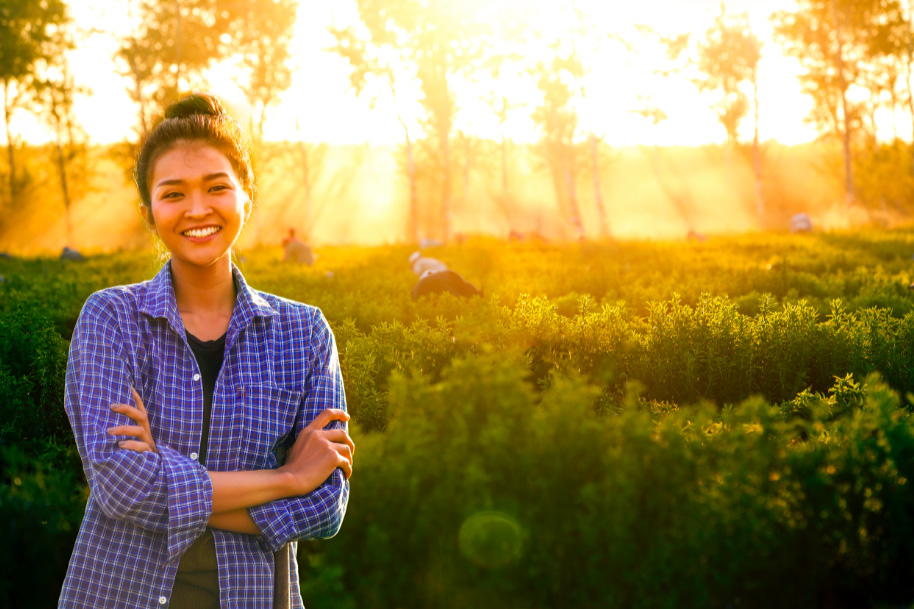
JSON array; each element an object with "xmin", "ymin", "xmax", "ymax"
[{"xmin": 58, "ymin": 93, "xmax": 355, "ymax": 609}]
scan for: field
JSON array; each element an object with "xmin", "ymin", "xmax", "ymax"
[{"xmin": 3, "ymin": 230, "xmax": 914, "ymax": 608}]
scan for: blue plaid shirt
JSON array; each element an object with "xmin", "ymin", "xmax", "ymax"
[{"xmin": 59, "ymin": 261, "xmax": 349, "ymax": 609}]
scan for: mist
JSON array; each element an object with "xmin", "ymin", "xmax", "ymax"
[{"xmin": 0, "ymin": 139, "xmax": 857, "ymax": 256}]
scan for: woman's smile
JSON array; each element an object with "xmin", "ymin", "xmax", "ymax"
[
  {"xmin": 144, "ymin": 141, "xmax": 248, "ymax": 271},
  {"xmin": 181, "ymin": 225, "xmax": 223, "ymax": 241}
]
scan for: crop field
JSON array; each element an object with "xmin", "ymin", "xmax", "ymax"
[{"xmin": 3, "ymin": 230, "xmax": 914, "ymax": 608}]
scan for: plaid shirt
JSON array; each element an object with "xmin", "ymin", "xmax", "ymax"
[{"xmin": 59, "ymin": 261, "xmax": 349, "ymax": 609}]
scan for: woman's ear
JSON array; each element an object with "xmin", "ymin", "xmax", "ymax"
[
  {"xmin": 243, "ymin": 196, "xmax": 253, "ymax": 222},
  {"xmin": 139, "ymin": 205, "xmax": 156, "ymax": 232}
]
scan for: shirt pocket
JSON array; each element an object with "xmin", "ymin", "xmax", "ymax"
[{"xmin": 240, "ymin": 384, "xmax": 301, "ymax": 470}]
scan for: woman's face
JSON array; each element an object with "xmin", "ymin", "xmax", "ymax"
[{"xmin": 142, "ymin": 141, "xmax": 250, "ymax": 271}]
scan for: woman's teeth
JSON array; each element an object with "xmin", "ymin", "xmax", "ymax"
[{"xmin": 183, "ymin": 226, "xmax": 221, "ymax": 238}]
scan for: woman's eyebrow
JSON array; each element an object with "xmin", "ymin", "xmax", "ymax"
[{"xmin": 154, "ymin": 173, "xmax": 230, "ymax": 189}]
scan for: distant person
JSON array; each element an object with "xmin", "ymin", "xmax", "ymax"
[
  {"xmin": 412, "ymin": 269, "xmax": 483, "ymax": 301},
  {"xmin": 419, "ymin": 237, "xmax": 443, "ymax": 248},
  {"xmin": 508, "ymin": 230, "xmax": 548, "ymax": 243},
  {"xmin": 687, "ymin": 229, "xmax": 707, "ymax": 242},
  {"xmin": 60, "ymin": 246, "xmax": 85, "ymax": 261},
  {"xmin": 282, "ymin": 227, "xmax": 314, "ymax": 265},
  {"xmin": 58, "ymin": 93, "xmax": 353, "ymax": 609},
  {"xmin": 790, "ymin": 213, "xmax": 813, "ymax": 234},
  {"xmin": 409, "ymin": 251, "xmax": 447, "ymax": 275}
]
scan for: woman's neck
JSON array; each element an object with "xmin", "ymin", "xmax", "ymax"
[{"xmin": 170, "ymin": 256, "xmax": 237, "ymax": 335}]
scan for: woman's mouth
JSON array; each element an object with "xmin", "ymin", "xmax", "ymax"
[{"xmin": 182, "ymin": 226, "xmax": 222, "ymax": 240}]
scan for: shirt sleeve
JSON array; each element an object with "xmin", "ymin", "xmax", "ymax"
[
  {"xmin": 248, "ymin": 307, "xmax": 350, "ymax": 552},
  {"xmin": 65, "ymin": 292, "xmax": 213, "ymax": 561}
]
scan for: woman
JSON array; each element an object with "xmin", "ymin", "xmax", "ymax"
[{"xmin": 58, "ymin": 93, "xmax": 353, "ymax": 609}]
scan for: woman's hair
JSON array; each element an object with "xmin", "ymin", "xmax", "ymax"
[{"xmin": 134, "ymin": 92, "xmax": 256, "ymax": 208}]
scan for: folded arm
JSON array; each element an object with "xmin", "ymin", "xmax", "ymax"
[{"xmin": 65, "ymin": 295, "xmax": 212, "ymax": 560}]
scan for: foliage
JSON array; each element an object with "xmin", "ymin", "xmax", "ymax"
[
  {"xmin": 308, "ymin": 359, "xmax": 914, "ymax": 609},
  {"xmin": 695, "ymin": 8, "xmax": 762, "ymax": 145},
  {"xmin": 0, "ymin": 0, "xmax": 70, "ymax": 209},
  {"xmin": 2, "ymin": 231, "xmax": 914, "ymax": 606}
]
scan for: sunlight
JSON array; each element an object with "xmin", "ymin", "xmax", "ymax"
[{"xmin": 8, "ymin": 0, "xmax": 822, "ymax": 148}]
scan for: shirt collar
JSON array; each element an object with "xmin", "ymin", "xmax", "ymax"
[{"xmin": 139, "ymin": 259, "xmax": 277, "ymax": 333}]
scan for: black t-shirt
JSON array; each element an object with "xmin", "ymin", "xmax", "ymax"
[
  {"xmin": 171, "ymin": 331, "xmax": 225, "ymax": 609},
  {"xmin": 185, "ymin": 331, "xmax": 226, "ymax": 467},
  {"xmin": 173, "ymin": 330, "xmax": 290, "ymax": 609}
]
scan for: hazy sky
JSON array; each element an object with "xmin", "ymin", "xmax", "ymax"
[{"xmin": 11, "ymin": 0, "xmax": 869, "ymax": 148}]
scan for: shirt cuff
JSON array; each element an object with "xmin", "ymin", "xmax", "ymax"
[
  {"xmin": 159, "ymin": 444, "xmax": 213, "ymax": 561},
  {"xmin": 249, "ymin": 497, "xmax": 295, "ymax": 553}
]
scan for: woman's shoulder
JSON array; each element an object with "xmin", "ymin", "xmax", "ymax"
[
  {"xmin": 80, "ymin": 276, "xmax": 173, "ymax": 320},
  {"xmin": 256, "ymin": 291, "xmax": 328, "ymax": 331},
  {"xmin": 80, "ymin": 281, "xmax": 151, "ymax": 318}
]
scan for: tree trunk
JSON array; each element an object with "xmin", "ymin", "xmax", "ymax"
[
  {"xmin": 564, "ymin": 151, "xmax": 584, "ymax": 240},
  {"xmin": 406, "ymin": 133, "xmax": 417, "ymax": 243},
  {"xmin": 830, "ymin": 0, "xmax": 854, "ymax": 206},
  {"xmin": 752, "ymin": 68, "xmax": 764, "ymax": 222},
  {"xmin": 442, "ymin": 136, "xmax": 452, "ymax": 243},
  {"xmin": 3, "ymin": 79, "xmax": 16, "ymax": 208},
  {"xmin": 462, "ymin": 135, "xmax": 470, "ymax": 208},
  {"xmin": 126, "ymin": 42, "xmax": 149, "ymax": 136},
  {"xmin": 55, "ymin": 135, "xmax": 72, "ymax": 246},
  {"xmin": 590, "ymin": 132, "xmax": 607, "ymax": 237},
  {"xmin": 298, "ymin": 142, "xmax": 311, "ymax": 225},
  {"xmin": 501, "ymin": 135, "xmax": 508, "ymax": 195},
  {"xmin": 174, "ymin": 0, "xmax": 183, "ymax": 93},
  {"xmin": 904, "ymin": 52, "xmax": 914, "ymax": 179}
]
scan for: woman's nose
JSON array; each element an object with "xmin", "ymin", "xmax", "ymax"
[{"xmin": 185, "ymin": 190, "xmax": 211, "ymax": 217}]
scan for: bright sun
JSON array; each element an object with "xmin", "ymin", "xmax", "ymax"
[{"xmin": 32, "ymin": 0, "xmax": 820, "ymax": 148}]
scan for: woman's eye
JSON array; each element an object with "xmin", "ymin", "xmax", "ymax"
[
  {"xmin": 210, "ymin": 184, "xmax": 230, "ymax": 192},
  {"xmin": 161, "ymin": 192, "xmax": 182, "ymax": 200}
]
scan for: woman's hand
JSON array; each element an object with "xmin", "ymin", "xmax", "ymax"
[
  {"xmin": 107, "ymin": 387, "xmax": 158, "ymax": 453},
  {"xmin": 280, "ymin": 408, "xmax": 353, "ymax": 495}
]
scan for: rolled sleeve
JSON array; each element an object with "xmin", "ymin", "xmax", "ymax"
[
  {"xmin": 248, "ymin": 307, "xmax": 349, "ymax": 551},
  {"xmin": 249, "ymin": 471, "xmax": 349, "ymax": 552},
  {"xmin": 66, "ymin": 293, "xmax": 213, "ymax": 561}
]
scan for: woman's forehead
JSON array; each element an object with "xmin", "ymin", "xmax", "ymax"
[{"xmin": 152, "ymin": 141, "xmax": 239, "ymax": 184}]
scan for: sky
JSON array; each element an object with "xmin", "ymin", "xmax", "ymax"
[{"xmin": 9, "ymin": 0, "xmax": 866, "ymax": 148}]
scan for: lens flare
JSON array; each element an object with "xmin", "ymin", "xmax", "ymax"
[{"xmin": 457, "ymin": 511, "xmax": 524, "ymax": 569}]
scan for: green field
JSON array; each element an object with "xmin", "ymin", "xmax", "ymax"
[{"xmin": 3, "ymin": 231, "xmax": 914, "ymax": 608}]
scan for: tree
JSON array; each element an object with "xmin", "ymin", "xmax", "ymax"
[
  {"xmin": 329, "ymin": 23, "xmax": 422, "ymax": 242},
  {"xmin": 630, "ymin": 26, "xmax": 700, "ymax": 234},
  {"xmin": 695, "ymin": 6, "xmax": 764, "ymax": 220},
  {"xmin": 115, "ymin": 0, "xmax": 296, "ymax": 138},
  {"xmin": 563, "ymin": 0, "xmax": 616, "ymax": 238},
  {"xmin": 225, "ymin": 0, "xmax": 297, "ymax": 155},
  {"xmin": 0, "ymin": 0, "xmax": 68, "ymax": 207},
  {"xmin": 34, "ymin": 52, "xmax": 90, "ymax": 247},
  {"xmin": 334, "ymin": 0, "xmax": 488, "ymax": 243},
  {"xmin": 530, "ymin": 48, "xmax": 586, "ymax": 240},
  {"xmin": 773, "ymin": 0, "xmax": 906, "ymax": 207}
]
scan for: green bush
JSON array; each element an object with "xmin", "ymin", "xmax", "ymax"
[{"xmin": 308, "ymin": 360, "xmax": 914, "ymax": 609}]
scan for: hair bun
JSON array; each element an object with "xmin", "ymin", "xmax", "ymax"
[{"xmin": 164, "ymin": 93, "xmax": 227, "ymax": 120}]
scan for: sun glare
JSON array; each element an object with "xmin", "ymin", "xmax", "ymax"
[{"xmin": 13, "ymin": 0, "xmax": 817, "ymax": 148}]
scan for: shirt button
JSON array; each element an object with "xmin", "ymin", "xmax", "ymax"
[
  {"xmin": 158, "ymin": 596, "xmax": 167, "ymax": 605},
  {"xmin": 193, "ymin": 373, "xmax": 201, "ymax": 381},
  {"xmin": 190, "ymin": 452, "xmax": 198, "ymax": 461}
]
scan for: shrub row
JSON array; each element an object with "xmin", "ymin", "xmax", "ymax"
[{"xmin": 304, "ymin": 356, "xmax": 914, "ymax": 609}]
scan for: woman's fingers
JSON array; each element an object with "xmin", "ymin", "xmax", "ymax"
[
  {"xmin": 110, "ymin": 402, "xmax": 147, "ymax": 424},
  {"xmin": 336, "ymin": 450, "xmax": 353, "ymax": 479},
  {"xmin": 308, "ymin": 408, "xmax": 350, "ymax": 430},
  {"xmin": 107, "ymin": 424, "xmax": 145, "ymax": 438},
  {"xmin": 110, "ymin": 388, "xmax": 158, "ymax": 453},
  {"xmin": 131, "ymin": 386, "xmax": 146, "ymax": 413},
  {"xmin": 325, "ymin": 429, "xmax": 355, "ymax": 459},
  {"xmin": 117, "ymin": 440, "xmax": 154, "ymax": 453}
]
